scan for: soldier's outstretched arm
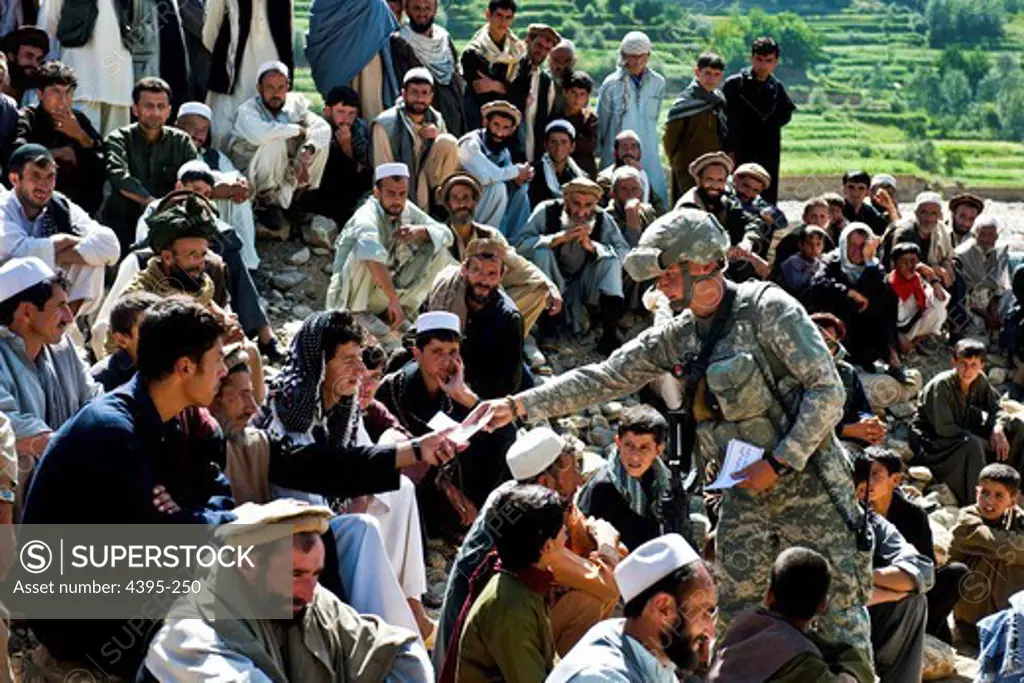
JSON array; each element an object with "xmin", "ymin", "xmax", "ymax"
[
  {"xmin": 755, "ymin": 287, "xmax": 845, "ymax": 472},
  {"xmin": 517, "ymin": 319, "xmax": 682, "ymax": 422}
]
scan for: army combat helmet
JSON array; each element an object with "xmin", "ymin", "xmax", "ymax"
[{"xmin": 625, "ymin": 207, "xmax": 729, "ymax": 307}]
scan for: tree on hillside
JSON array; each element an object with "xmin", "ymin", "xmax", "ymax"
[
  {"xmin": 940, "ymin": 69, "xmax": 971, "ymax": 116},
  {"xmin": 925, "ymin": 0, "xmax": 1005, "ymax": 47},
  {"xmin": 937, "ymin": 46, "xmax": 991, "ymax": 92},
  {"xmin": 997, "ymin": 77, "xmax": 1024, "ymax": 138},
  {"xmin": 709, "ymin": 9, "xmax": 826, "ymax": 72}
]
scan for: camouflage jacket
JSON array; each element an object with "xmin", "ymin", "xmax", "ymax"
[{"xmin": 518, "ymin": 281, "xmax": 873, "ymax": 611}]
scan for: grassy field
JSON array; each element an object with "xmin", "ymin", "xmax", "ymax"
[{"xmin": 289, "ymin": 0, "xmax": 1024, "ymax": 191}]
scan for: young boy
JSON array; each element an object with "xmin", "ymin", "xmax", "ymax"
[
  {"xmin": 859, "ymin": 446, "xmax": 969, "ymax": 644},
  {"xmin": 887, "ymin": 242, "xmax": 947, "ymax": 354},
  {"xmin": 559, "ymin": 71, "xmax": 599, "ymax": 179},
  {"xmin": 709, "ymin": 547, "xmax": 874, "ymax": 682},
  {"xmin": 910, "ymin": 338, "xmax": 1021, "ymax": 505},
  {"xmin": 576, "ymin": 404, "xmax": 669, "ymax": 552},
  {"xmin": 779, "ymin": 224, "xmax": 827, "ymax": 300},
  {"xmin": 950, "ymin": 463, "xmax": 1024, "ymax": 644},
  {"xmin": 90, "ymin": 291, "xmax": 162, "ymax": 391},
  {"xmin": 664, "ymin": 51, "xmax": 726, "ymax": 202}
]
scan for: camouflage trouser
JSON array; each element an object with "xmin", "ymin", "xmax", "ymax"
[{"xmin": 810, "ymin": 604, "xmax": 873, "ymax": 663}]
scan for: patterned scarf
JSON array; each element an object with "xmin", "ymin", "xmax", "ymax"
[
  {"xmin": 541, "ymin": 152, "xmax": 584, "ymax": 199},
  {"xmin": 464, "ymin": 24, "xmax": 525, "ymax": 83},
  {"xmin": 265, "ymin": 311, "xmax": 360, "ymax": 446},
  {"xmin": 606, "ymin": 448, "xmax": 671, "ymax": 519},
  {"xmin": 131, "ymin": 257, "xmax": 216, "ymax": 304},
  {"xmin": 399, "ymin": 22, "xmax": 456, "ymax": 85}
]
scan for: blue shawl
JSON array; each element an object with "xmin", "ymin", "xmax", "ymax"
[{"xmin": 305, "ymin": 0, "xmax": 400, "ymax": 109}]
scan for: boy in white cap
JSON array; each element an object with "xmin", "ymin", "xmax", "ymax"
[
  {"xmin": 372, "ymin": 68, "xmax": 461, "ymax": 213},
  {"xmin": 176, "ymin": 100, "xmax": 260, "ymax": 269},
  {"xmin": 596, "ymin": 32, "xmax": 667, "ymax": 206},
  {"xmin": 435, "ymin": 426, "xmax": 622, "ymax": 671},
  {"xmin": 549, "ymin": 533, "xmax": 717, "ymax": 683},
  {"xmin": 143, "ymin": 499, "xmax": 433, "ymax": 682},
  {"xmin": 529, "ymin": 118, "xmax": 587, "ymax": 208},
  {"xmin": 0, "ymin": 257, "xmax": 100, "ymax": 491},
  {"xmin": 326, "ymin": 163, "xmax": 454, "ymax": 330},
  {"xmin": 227, "ymin": 61, "xmax": 331, "ymax": 238}
]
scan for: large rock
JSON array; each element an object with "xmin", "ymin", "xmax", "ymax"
[
  {"xmin": 907, "ymin": 466, "xmax": 933, "ymax": 486},
  {"xmin": 887, "ymin": 437, "xmax": 914, "ymax": 463},
  {"xmin": 292, "ymin": 304, "xmax": 314, "ymax": 320},
  {"xmin": 990, "ymin": 367, "xmax": 1009, "ymax": 386},
  {"xmin": 929, "ymin": 518, "xmax": 952, "ymax": 568},
  {"xmin": 929, "ymin": 507, "xmax": 958, "ymax": 532},
  {"xmin": 588, "ymin": 427, "xmax": 615, "ymax": 448},
  {"xmin": 600, "ymin": 401, "xmax": 623, "ymax": 420},
  {"xmin": 272, "ymin": 271, "xmax": 308, "ymax": 291},
  {"xmin": 924, "ymin": 483, "xmax": 959, "ymax": 509},
  {"xmin": 921, "ymin": 634, "xmax": 957, "ymax": 680},
  {"xmin": 302, "ymin": 215, "xmax": 339, "ymax": 250},
  {"xmin": 289, "ymin": 247, "xmax": 311, "ymax": 265},
  {"xmin": 860, "ymin": 372, "xmax": 903, "ymax": 409}
]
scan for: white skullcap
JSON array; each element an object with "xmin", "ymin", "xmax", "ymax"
[
  {"xmin": 611, "ymin": 165, "xmax": 643, "ymax": 186},
  {"xmin": 257, "ymin": 60, "xmax": 289, "ymax": 81},
  {"xmin": 217, "ymin": 500, "xmax": 333, "ymax": 548},
  {"xmin": 403, "ymin": 67, "xmax": 434, "ymax": 86},
  {"xmin": 177, "ymin": 159, "xmax": 214, "ymax": 180},
  {"xmin": 177, "ymin": 101, "xmax": 212, "ymax": 121},
  {"xmin": 416, "ymin": 310, "xmax": 460, "ymax": 335},
  {"xmin": 506, "ymin": 427, "xmax": 564, "ymax": 481},
  {"xmin": 615, "ymin": 533, "xmax": 701, "ymax": 604},
  {"xmin": 0, "ymin": 256, "xmax": 56, "ymax": 303},
  {"xmin": 620, "ymin": 31, "xmax": 652, "ymax": 56},
  {"xmin": 374, "ymin": 162, "xmax": 410, "ymax": 182},
  {"xmin": 914, "ymin": 191, "xmax": 943, "ymax": 210},
  {"xmin": 870, "ymin": 173, "xmax": 897, "ymax": 189},
  {"xmin": 545, "ymin": 119, "xmax": 576, "ymax": 139},
  {"xmin": 974, "ymin": 214, "xmax": 1000, "ymax": 232},
  {"xmin": 615, "ymin": 129, "xmax": 641, "ymax": 145},
  {"xmin": 553, "ymin": 39, "xmax": 576, "ymax": 54}
]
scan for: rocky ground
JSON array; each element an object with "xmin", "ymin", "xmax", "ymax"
[{"xmin": 12, "ymin": 201, "xmax": 1024, "ymax": 681}]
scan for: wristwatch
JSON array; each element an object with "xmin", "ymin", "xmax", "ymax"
[
  {"xmin": 411, "ymin": 439, "xmax": 423, "ymax": 463},
  {"xmin": 0, "ymin": 489, "xmax": 15, "ymax": 504}
]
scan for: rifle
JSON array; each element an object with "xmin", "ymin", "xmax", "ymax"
[{"xmin": 660, "ymin": 407, "xmax": 705, "ymax": 550}]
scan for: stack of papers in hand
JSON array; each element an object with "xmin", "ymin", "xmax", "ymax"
[
  {"xmin": 706, "ymin": 440, "xmax": 766, "ymax": 490},
  {"xmin": 427, "ymin": 406, "xmax": 494, "ymax": 446}
]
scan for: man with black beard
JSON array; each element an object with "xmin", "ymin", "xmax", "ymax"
[
  {"xmin": 507, "ymin": 23, "xmax": 559, "ymax": 163},
  {"xmin": 548, "ymin": 534, "xmax": 718, "ymax": 682},
  {"xmin": 390, "ymin": 0, "xmax": 467, "ymax": 137},
  {"xmin": 948, "ymin": 192, "xmax": 985, "ymax": 248},
  {"xmin": 428, "ymin": 239, "xmax": 527, "ymax": 398},
  {"xmin": 675, "ymin": 151, "xmax": 769, "ymax": 283},
  {"xmin": 372, "ymin": 68, "xmax": 460, "ymax": 213},
  {"xmin": 457, "ymin": 99, "xmax": 533, "ymax": 236},
  {"xmin": 1, "ymin": 27, "xmax": 46, "ymax": 105}
]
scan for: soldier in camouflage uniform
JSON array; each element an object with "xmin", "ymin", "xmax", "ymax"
[{"xmin": 475, "ymin": 207, "xmax": 875, "ymax": 660}]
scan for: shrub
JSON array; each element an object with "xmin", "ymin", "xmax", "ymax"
[{"xmin": 902, "ymin": 139, "xmax": 942, "ymax": 173}]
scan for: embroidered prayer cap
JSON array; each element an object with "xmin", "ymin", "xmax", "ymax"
[
  {"xmin": 611, "ymin": 165, "xmax": 643, "ymax": 188},
  {"xmin": 949, "ymin": 192, "xmax": 985, "ymax": 214},
  {"xmin": 8, "ymin": 143, "xmax": 53, "ymax": 172},
  {"xmin": 375, "ymin": 162, "xmax": 410, "ymax": 183},
  {"xmin": 615, "ymin": 130, "xmax": 641, "ymax": 145},
  {"xmin": 619, "ymin": 31, "xmax": 652, "ymax": 56},
  {"xmin": 615, "ymin": 533, "xmax": 701, "ymax": 604},
  {"xmin": 464, "ymin": 237, "xmax": 506, "ymax": 262},
  {"xmin": 527, "ymin": 24, "xmax": 561, "ymax": 45},
  {"xmin": 733, "ymin": 162, "xmax": 771, "ymax": 187},
  {"xmin": 217, "ymin": 499, "xmax": 333, "ymax": 548},
  {"xmin": 146, "ymin": 191, "xmax": 220, "ymax": 252},
  {"xmin": 257, "ymin": 60, "xmax": 289, "ymax": 82},
  {"xmin": 1, "ymin": 27, "xmax": 48, "ymax": 55},
  {"xmin": 438, "ymin": 173, "xmax": 482, "ymax": 203},
  {"xmin": 403, "ymin": 67, "xmax": 434, "ymax": 87},
  {"xmin": 914, "ymin": 191, "xmax": 943, "ymax": 211},
  {"xmin": 507, "ymin": 427, "xmax": 564, "ymax": 481},
  {"xmin": 544, "ymin": 119, "xmax": 576, "ymax": 140},
  {"xmin": 688, "ymin": 151, "xmax": 734, "ymax": 181},
  {"xmin": 416, "ymin": 310, "xmax": 461, "ymax": 336},
  {"xmin": 0, "ymin": 257, "xmax": 56, "ymax": 303},
  {"xmin": 561, "ymin": 177, "xmax": 603, "ymax": 200},
  {"xmin": 480, "ymin": 100, "xmax": 522, "ymax": 128},
  {"xmin": 177, "ymin": 159, "xmax": 215, "ymax": 181},
  {"xmin": 177, "ymin": 101, "xmax": 212, "ymax": 121},
  {"xmin": 870, "ymin": 173, "xmax": 897, "ymax": 190}
]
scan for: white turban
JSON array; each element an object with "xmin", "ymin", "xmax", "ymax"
[
  {"xmin": 914, "ymin": 191, "xmax": 943, "ymax": 211},
  {"xmin": 619, "ymin": 31, "xmax": 652, "ymax": 56},
  {"xmin": 973, "ymin": 214, "xmax": 1000, "ymax": 234},
  {"xmin": 553, "ymin": 39, "xmax": 576, "ymax": 55}
]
